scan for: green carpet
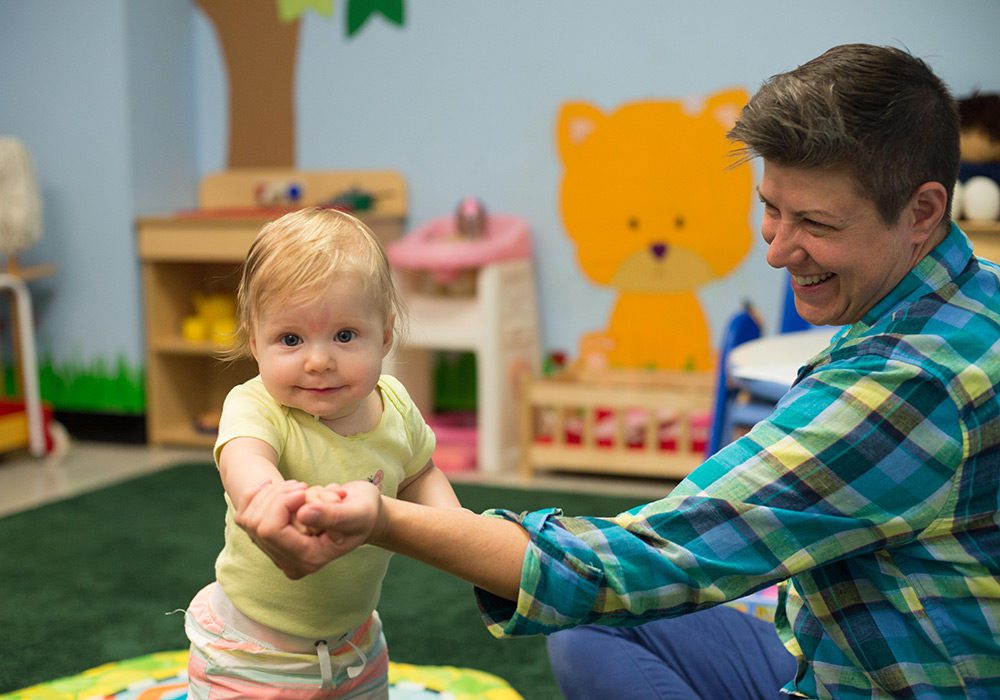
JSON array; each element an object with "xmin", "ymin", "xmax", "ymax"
[{"xmin": 0, "ymin": 463, "xmax": 650, "ymax": 698}]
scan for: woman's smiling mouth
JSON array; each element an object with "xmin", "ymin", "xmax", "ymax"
[{"xmin": 793, "ymin": 272, "xmax": 835, "ymax": 287}]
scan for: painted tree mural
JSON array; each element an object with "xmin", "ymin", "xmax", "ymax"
[{"xmin": 196, "ymin": 0, "xmax": 405, "ymax": 167}]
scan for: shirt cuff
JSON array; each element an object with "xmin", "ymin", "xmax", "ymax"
[{"xmin": 473, "ymin": 507, "xmax": 604, "ymax": 638}]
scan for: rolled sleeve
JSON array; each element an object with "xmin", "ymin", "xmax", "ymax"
[{"xmin": 474, "ymin": 508, "xmax": 604, "ymax": 637}]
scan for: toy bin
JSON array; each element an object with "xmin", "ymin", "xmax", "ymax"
[
  {"xmin": 0, "ymin": 399, "xmax": 54, "ymax": 454},
  {"xmin": 426, "ymin": 411, "xmax": 477, "ymax": 472}
]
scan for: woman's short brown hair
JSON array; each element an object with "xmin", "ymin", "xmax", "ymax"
[{"xmin": 728, "ymin": 44, "xmax": 960, "ymax": 225}]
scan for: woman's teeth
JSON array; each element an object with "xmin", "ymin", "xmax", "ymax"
[{"xmin": 794, "ymin": 272, "xmax": 834, "ymax": 286}]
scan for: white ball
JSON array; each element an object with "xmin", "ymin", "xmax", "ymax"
[
  {"xmin": 952, "ymin": 180, "xmax": 965, "ymax": 219},
  {"xmin": 963, "ymin": 176, "xmax": 1000, "ymax": 221}
]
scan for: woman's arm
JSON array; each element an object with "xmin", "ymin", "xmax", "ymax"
[
  {"xmin": 299, "ymin": 358, "xmax": 965, "ymax": 632},
  {"xmin": 298, "ymin": 480, "xmax": 529, "ymax": 600}
]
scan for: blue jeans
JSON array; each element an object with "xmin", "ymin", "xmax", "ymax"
[{"xmin": 546, "ymin": 605, "xmax": 796, "ymax": 699}]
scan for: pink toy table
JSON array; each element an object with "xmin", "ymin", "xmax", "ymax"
[
  {"xmin": 387, "ymin": 214, "xmax": 532, "ymax": 282},
  {"xmin": 386, "ymin": 214, "xmax": 540, "ymax": 474}
]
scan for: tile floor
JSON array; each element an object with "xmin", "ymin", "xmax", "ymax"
[
  {"xmin": 0, "ymin": 436, "xmax": 677, "ymax": 518},
  {"xmin": 0, "ymin": 440, "xmax": 210, "ymax": 517}
]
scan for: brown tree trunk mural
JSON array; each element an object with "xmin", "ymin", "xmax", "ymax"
[{"xmin": 196, "ymin": 0, "xmax": 299, "ymax": 167}]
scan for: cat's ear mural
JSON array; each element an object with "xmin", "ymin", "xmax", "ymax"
[{"xmin": 557, "ymin": 88, "xmax": 754, "ymax": 372}]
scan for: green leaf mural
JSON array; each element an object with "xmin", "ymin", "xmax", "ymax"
[
  {"xmin": 347, "ymin": 0, "xmax": 404, "ymax": 36},
  {"xmin": 3, "ymin": 354, "xmax": 146, "ymax": 415},
  {"xmin": 275, "ymin": 0, "xmax": 404, "ymax": 34}
]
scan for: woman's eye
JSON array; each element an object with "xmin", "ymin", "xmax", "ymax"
[
  {"xmin": 335, "ymin": 330, "xmax": 356, "ymax": 343},
  {"xmin": 279, "ymin": 334, "xmax": 301, "ymax": 347}
]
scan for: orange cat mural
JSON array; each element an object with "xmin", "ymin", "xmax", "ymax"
[{"xmin": 558, "ymin": 89, "xmax": 754, "ymax": 371}]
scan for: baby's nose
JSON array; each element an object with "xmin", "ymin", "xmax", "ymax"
[{"xmin": 305, "ymin": 345, "xmax": 334, "ymax": 371}]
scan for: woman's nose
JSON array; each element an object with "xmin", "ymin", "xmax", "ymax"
[{"xmin": 764, "ymin": 220, "xmax": 805, "ymax": 269}]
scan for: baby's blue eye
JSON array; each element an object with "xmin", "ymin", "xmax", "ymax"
[
  {"xmin": 280, "ymin": 334, "xmax": 302, "ymax": 347},
  {"xmin": 335, "ymin": 329, "xmax": 356, "ymax": 343}
]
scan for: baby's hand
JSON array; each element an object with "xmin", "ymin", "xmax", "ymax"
[
  {"xmin": 294, "ymin": 485, "xmax": 344, "ymax": 535},
  {"xmin": 235, "ymin": 479, "xmax": 354, "ymax": 580},
  {"xmin": 296, "ymin": 480, "xmax": 385, "ymax": 553}
]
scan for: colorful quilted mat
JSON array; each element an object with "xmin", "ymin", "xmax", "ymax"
[{"xmin": 1, "ymin": 650, "xmax": 522, "ymax": 700}]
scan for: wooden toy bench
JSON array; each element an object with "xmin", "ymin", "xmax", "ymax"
[{"xmin": 519, "ymin": 368, "xmax": 714, "ymax": 481}]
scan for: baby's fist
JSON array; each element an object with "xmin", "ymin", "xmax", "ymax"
[{"xmin": 294, "ymin": 485, "xmax": 344, "ymax": 535}]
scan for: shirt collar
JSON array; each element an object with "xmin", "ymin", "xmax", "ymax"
[{"xmin": 857, "ymin": 221, "xmax": 973, "ymax": 329}]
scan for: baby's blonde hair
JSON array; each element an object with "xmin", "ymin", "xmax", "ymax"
[{"xmin": 225, "ymin": 207, "xmax": 405, "ymax": 359}]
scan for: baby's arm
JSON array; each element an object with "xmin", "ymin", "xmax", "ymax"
[
  {"xmin": 397, "ymin": 461, "xmax": 463, "ymax": 509},
  {"xmin": 219, "ymin": 437, "xmax": 341, "ymax": 579},
  {"xmin": 217, "ymin": 436, "xmax": 288, "ymax": 512},
  {"xmin": 292, "ymin": 461, "xmax": 461, "ymax": 536}
]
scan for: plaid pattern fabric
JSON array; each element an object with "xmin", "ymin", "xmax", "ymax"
[{"xmin": 477, "ymin": 224, "xmax": 1000, "ymax": 699}]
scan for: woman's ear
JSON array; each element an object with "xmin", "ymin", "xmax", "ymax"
[{"xmin": 908, "ymin": 181, "xmax": 948, "ymax": 244}]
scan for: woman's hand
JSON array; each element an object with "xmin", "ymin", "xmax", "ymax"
[{"xmin": 235, "ymin": 479, "xmax": 347, "ymax": 580}]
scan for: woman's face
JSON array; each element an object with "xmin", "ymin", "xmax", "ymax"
[{"xmin": 758, "ymin": 162, "xmax": 927, "ymax": 327}]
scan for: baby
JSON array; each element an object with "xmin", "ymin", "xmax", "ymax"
[{"xmin": 184, "ymin": 207, "xmax": 461, "ymax": 699}]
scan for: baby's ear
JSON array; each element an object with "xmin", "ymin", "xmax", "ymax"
[{"xmin": 382, "ymin": 314, "xmax": 395, "ymax": 356}]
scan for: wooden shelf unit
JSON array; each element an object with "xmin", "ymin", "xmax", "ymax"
[
  {"xmin": 961, "ymin": 219, "xmax": 1000, "ymax": 262},
  {"xmin": 137, "ymin": 169, "xmax": 407, "ymax": 447}
]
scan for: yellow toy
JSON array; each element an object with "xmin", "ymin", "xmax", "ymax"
[
  {"xmin": 181, "ymin": 292, "xmax": 237, "ymax": 345},
  {"xmin": 557, "ymin": 89, "xmax": 754, "ymax": 371}
]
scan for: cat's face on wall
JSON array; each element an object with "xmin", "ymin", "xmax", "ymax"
[{"xmin": 558, "ymin": 90, "xmax": 754, "ymax": 294}]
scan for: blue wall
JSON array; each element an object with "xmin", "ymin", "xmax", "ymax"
[
  {"xmin": 2, "ymin": 1, "xmax": 998, "ymax": 409},
  {"xmin": 0, "ymin": 0, "xmax": 195, "ymax": 396}
]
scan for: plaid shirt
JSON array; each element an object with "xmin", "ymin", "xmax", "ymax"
[{"xmin": 477, "ymin": 224, "xmax": 1000, "ymax": 699}]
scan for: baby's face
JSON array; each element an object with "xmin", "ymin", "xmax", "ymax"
[{"xmin": 250, "ymin": 276, "xmax": 392, "ymax": 432}]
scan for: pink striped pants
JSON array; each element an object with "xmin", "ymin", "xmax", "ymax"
[{"xmin": 185, "ymin": 583, "xmax": 389, "ymax": 699}]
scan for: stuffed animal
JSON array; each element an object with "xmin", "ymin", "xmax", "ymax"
[
  {"xmin": 0, "ymin": 137, "xmax": 42, "ymax": 265},
  {"xmin": 557, "ymin": 89, "xmax": 754, "ymax": 371},
  {"xmin": 955, "ymin": 93, "xmax": 1000, "ymax": 221},
  {"xmin": 958, "ymin": 93, "xmax": 1000, "ymax": 178}
]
